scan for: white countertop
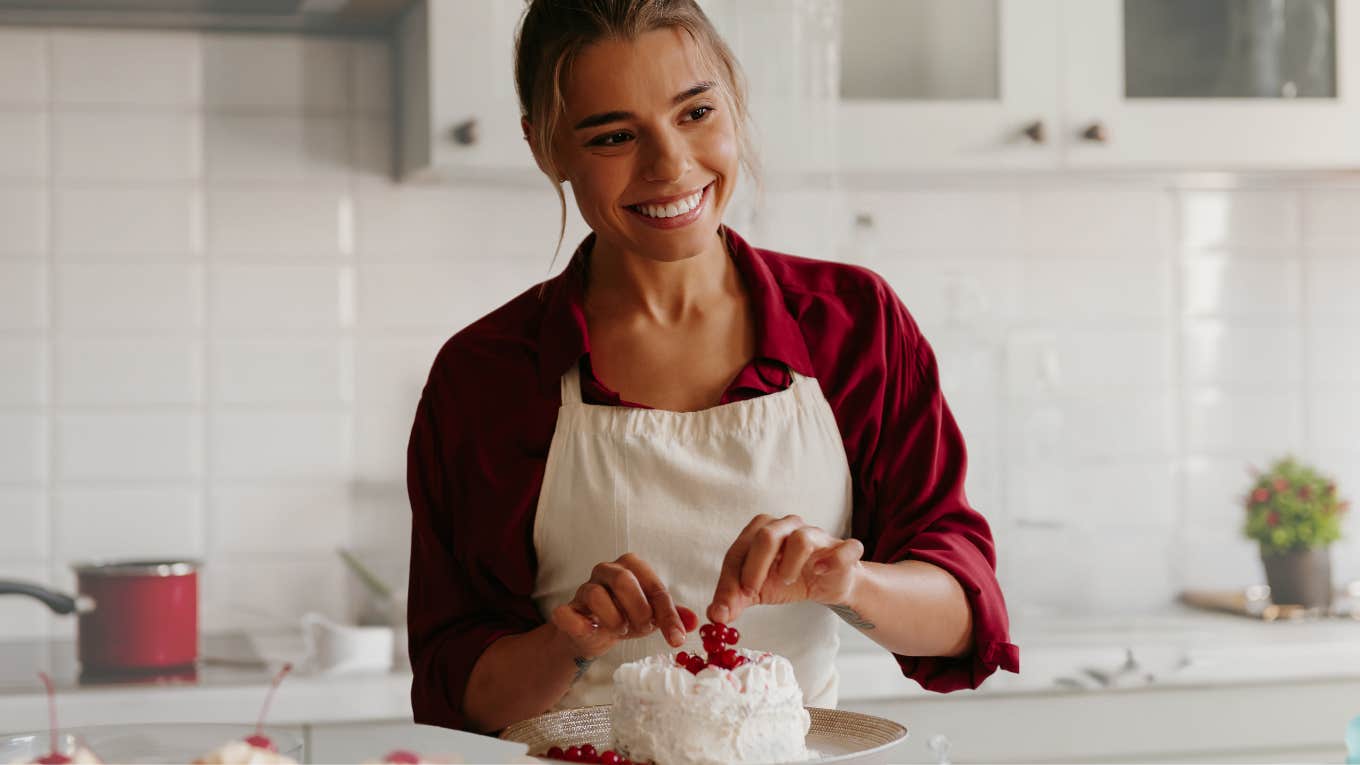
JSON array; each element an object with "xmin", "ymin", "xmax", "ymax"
[{"xmin": 2, "ymin": 606, "xmax": 1357, "ymax": 732}]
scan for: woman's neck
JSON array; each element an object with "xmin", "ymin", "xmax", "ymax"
[{"xmin": 585, "ymin": 229, "xmax": 739, "ymax": 326}]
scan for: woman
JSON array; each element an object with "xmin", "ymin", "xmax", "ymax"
[{"xmin": 407, "ymin": 0, "xmax": 1018, "ymax": 734}]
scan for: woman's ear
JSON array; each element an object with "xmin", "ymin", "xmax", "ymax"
[{"xmin": 520, "ymin": 116, "xmax": 532, "ymax": 143}]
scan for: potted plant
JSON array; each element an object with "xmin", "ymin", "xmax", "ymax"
[{"xmin": 1242, "ymin": 456, "xmax": 1349, "ymax": 609}]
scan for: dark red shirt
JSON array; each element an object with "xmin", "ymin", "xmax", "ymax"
[{"xmin": 407, "ymin": 227, "xmax": 1019, "ymax": 732}]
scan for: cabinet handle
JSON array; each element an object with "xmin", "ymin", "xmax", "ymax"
[
  {"xmin": 1081, "ymin": 122, "xmax": 1108, "ymax": 143},
  {"xmin": 1022, "ymin": 120, "xmax": 1046, "ymax": 144},
  {"xmin": 449, "ymin": 119, "xmax": 479, "ymax": 146}
]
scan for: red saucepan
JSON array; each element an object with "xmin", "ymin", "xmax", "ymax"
[{"xmin": 0, "ymin": 560, "xmax": 199, "ymax": 673}]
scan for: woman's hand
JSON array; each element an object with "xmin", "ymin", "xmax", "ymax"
[
  {"xmin": 550, "ymin": 552, "xmax": 699, "ymax": 660},
  {"xmin": 707, "ymin": 514, "xmax": 866, "ymax": 624}
]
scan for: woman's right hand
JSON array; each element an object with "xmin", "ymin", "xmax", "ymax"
[{"xmin": 550, "ymin": 553, "xmax": 698, "ymax": 659}]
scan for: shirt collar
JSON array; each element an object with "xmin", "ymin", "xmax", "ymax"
[{"xmin": 535, "ymin": 226, "xmax": 815, "ymax": 395}]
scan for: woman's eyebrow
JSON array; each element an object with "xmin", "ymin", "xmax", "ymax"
[{"xmin": 572, "ymin": 81, "xmax": 716, "ymax": 131}]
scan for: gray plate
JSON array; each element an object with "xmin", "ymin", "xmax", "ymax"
[
  {"xmin": 501, "ymin": 705, "xmax": 908, "ymax": 764},
  {"xmin": 0, "ymin": 723, "xmax": 304, "ymax": 763}
]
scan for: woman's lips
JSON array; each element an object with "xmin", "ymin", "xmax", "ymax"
[{"xmin": 624, "ymin": 182, "xmax": 712, "ymax": 230}]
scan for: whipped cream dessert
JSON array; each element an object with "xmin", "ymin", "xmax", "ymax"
[
  {"xmin": 192, "ymin": 741, "xmax": 297, "ymax": 765},
  {"xmin": 610, "ymin": 649, "xmax": 812, "ymax": 765}
]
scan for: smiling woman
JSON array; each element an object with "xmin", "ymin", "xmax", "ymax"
[{"xmin": 405, "ymin": 0, "xmax": 1019, "ymax": 738}]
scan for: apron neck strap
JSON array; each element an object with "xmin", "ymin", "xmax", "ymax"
[{"xmin": 561, "ymin": 360, "xmax": 584, "ymax": 404}]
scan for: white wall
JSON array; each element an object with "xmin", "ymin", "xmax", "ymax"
[{"xmin": 0, "ymin": 26, "xmax": 1357, "ymax": 640}]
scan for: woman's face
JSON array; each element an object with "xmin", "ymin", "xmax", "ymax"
[{"xmin": 551, "ymin": 27, "xmax": 739, "ymax": 263}]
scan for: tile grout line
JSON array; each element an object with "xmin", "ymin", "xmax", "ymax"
[{"xmin": 41, "ymin": 25, "xmax": 58, "ymax": 640}]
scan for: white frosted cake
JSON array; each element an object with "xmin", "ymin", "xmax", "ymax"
[{"xmin": 610, "ymin": 648, "xmax": 812, "ymax": 765}]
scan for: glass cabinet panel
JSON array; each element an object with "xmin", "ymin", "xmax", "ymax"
[
  {"xmin": 840, "ymin": 0, "xmax": 1001, "ymax": 100},
  {"xmin": 1124, "ymin": 0, "xmax": 1336, "ymax": 98}
]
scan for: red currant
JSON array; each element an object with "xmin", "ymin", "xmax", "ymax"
[
  {"xmin": 546, "ymin": 747, "xmax": 565, "ymax": 760},
  {"xmin": 723, "ymin": 627, "xmax": 740, "ymax": 645},
  {"xmin": 580, "ymin": 745, "xmax": 598, "ymax": 760},
  {"xmin": 565, "ymin": 746, "xmax": 581, "ymax": 762},
  {"xmin": 702, "ymin": 637, "xmax": 723, "ymax": 655},
  {"xmin": 685, "ymin": 655, "xmax": 707, "ymax": 674},
  {"xmin": 675, "ymin": 651, "xmax": 690, "ymax": 666},
  {"xmin": 732, "ymin": 655, "xmax": 749, "ymax": 668},
  {"xmin": 699, "ymin": 624, "xmax": 717, "ymax": 641},
  {"xmin": 720, "ymin": 648, "xmax": 740, "ymax": 669},
  {"xmin": 600, "ymin": 752, "xmax": 622, "ymax": 765}
]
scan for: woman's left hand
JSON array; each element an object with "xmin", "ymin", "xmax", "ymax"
[{"xmin": 707, "ymin": 514, "xmax": 866, "ymax": 625}]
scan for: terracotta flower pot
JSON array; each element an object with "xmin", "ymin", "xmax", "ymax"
[{"xmin": 1261, "ymin": 546, "xmax": 1332, "ymax": 609}]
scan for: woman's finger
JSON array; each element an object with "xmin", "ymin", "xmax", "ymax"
[
  {"xmin": 550, "ymin": 602, "xmax": 598, "ymax": 642},
  {"xmin": 616, "ymin": 553, "xmax": 688, "ymax": 647},
  {"xmin": 590, "ymin": 561, "xmax": 653, "ymax": 636},
  {"xmin": 739, "ymin": 515, "xmax": 810, "ymax": 600},
  {"xmin": 578, "ymin": 582, "xmax": 627, "ymax": 636},
  {"xmin": 709, "ymin": 514, "xmax": 775, "ymax": 623},
  {"xmin": 774, "ymin": 526, "xmax": 824, "ymax": 585}
]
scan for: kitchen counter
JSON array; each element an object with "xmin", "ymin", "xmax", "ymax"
[{"xmin": 2, "ymin": 606, "xmax": 1357, "ymax": 755}]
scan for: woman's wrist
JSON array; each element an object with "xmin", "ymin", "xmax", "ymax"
[{"xmin": 822, "ymin": 561, "xmax": 877, "ymax": 632}]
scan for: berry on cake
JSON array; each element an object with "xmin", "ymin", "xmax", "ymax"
[{"xmin": 608, "ymin": 622, "xmax": 811, "ymax": 765}]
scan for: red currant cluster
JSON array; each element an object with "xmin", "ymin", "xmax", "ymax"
[
  {"xmin": 674, "ymin": 621, "xmax": 744, "ymax": 674},
  {"xmin": 540, "ymin": 744, "xmax": 645, "ymax": 764}
]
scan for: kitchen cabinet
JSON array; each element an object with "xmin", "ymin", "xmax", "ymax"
[
  {"xmin": 1062, "ymin": 0, "xmax": 1360, "ymax": 169},
  {"xmin": 834, "ymin": 0, "xmax": 1063, "ymax": 172},
  {"xmin": 396, "ymin": 0, "xmax": 540, "ymax": 183}
]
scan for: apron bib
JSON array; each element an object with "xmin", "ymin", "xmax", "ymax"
[{"xmin": 532, "ymin": 363, "xmax": 853, "ymax": 709}]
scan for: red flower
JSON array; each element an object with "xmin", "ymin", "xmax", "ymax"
[
  {"xmin": 1251, "ymin": 487, "xmax": 1271, "ymax": 503},
  {"xmin": 1273, "ymin": 477, "xmax": 1289, "ymax": 492},
  {"xmin": 1297, "ymin": 485, "xmax": 1312, "ymax": 500},
  {"xmin": 1266, "ymin": 511, "xmax": 1280, "ymax": 527}
]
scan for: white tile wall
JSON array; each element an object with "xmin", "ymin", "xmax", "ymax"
[{"xmin": 1, "ymin": 26, "xmax": 1357, "ymax": 639}]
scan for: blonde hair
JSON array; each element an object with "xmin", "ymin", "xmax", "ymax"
[{"xmin": 513, "ymin": 0, "xmax": 761, "ymax": 278}]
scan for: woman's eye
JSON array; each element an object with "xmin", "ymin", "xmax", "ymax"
[
  {"xmin": 686, "ymin": 106, "xmax": 713, "ymax": 122},
  {"xmin": 590, "ymin": 131, "xmax": 633, "ymax": 147}
]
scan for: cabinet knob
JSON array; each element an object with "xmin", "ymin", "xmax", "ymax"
[
  {"xmin": 1081, "ymin": 122, "xmax": 1109, "ymax": 143},
  {"xmin": 449, "ymin": 119, "xmax": 479, "ymax": 146},
  {"xmin": 1022, "ymin": 120, "xmax": 1046, "ymax": 144}
]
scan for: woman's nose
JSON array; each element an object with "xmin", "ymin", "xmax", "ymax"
[{"xmin": 643, "ymin": 129, "xmax": 690, "ymax": 183}]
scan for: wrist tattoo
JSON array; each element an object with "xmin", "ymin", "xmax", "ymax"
[
  {"xmin": 829, "ymin": 604, "xmax": 876, "ymax": 631},
  {"xmin": 571, "ymin": 656, "xmax": 594, "ymax": 683}
]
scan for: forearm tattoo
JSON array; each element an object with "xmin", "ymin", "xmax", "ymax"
[
  {"xmin": 571, "ymin": 656, "xmax": 594, "ymax": 683},
  {"xmin": 829, "ymin": 604, "xmax": 876, "ymax": 631}
]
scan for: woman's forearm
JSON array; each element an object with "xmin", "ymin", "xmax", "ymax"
[
  {"xmin": 832, "ymin": 559, "xmax": 973, "ymax": 658},
  {"xmin": 462, "ymin": 622, "xmax": 586, "ymax": 733}
]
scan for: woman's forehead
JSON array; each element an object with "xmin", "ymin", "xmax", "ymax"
[{"xmin": 564, "ymin": 27, "xmax": 715, "ymax": 119}]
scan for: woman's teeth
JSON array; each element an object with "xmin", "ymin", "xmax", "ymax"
[{"xmin": 631, "ymin": 187, "xmax": 704, "ymax": 219}]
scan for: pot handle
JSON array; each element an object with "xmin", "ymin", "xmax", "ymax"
[{"xmin": 0, "ymin": 580, "xmax": 93, "ymax": 615}]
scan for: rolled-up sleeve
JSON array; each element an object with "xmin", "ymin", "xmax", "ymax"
[
  {"xmin": 406, "ymin": 365, "xmax": 540, "ymax": 731},
  {"xmin": 861, "ymin": 281, "xmax": 1019, "ymax": 692}
]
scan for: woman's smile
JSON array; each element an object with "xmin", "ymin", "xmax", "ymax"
[{"xmin": 624, "ymin": 181, "xmax": 714, "ymax": 229}]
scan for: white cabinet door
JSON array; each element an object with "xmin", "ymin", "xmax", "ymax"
[
  {"xmin": 836, "ymin": 0, "xmax": 1063, "ymax": 172},
  {"xmin": 398, "ymin": 0, "xmax": 539, "ymax": 183},
  {"xmin": 1062, "ymin": 0, "xmax": 1360, "ymax": 169}
]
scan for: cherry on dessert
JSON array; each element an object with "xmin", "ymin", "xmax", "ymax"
[
  {"xmin": 546, "ymin": 746, "xmax": 565, "ymax": 759},
  {"xmin": 722, "ymin": 626, "xmax": 740, "ymax": 645},
  {"xmin": 702, "ymin": 637, "xmax": 723, "ymax": 655},
  {"xmin": 685, "ymin": 655, "xmax": 707, "ymax": 674},
  {"xmin": 383, "ymin": 750, "xmax": 421, "ymax": 764},
  {"xmin": 717, "ymin": 648, "xmax": 739, "ymax": 669},
  {"xmin": 35, "ymin": 673, "xmax": 72, "ymax": 765},
  {"xmin": 247, "ymin": 662, "xmax": 293, "ymax": 752},
  {"xmin": 698, "ymin": 624, "xmax": 717, "ymax": 641}
]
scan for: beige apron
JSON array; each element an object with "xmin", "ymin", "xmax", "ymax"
[{"xmin": 531, "ymin": 363, "xmax": 854, "ymax": 709}]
